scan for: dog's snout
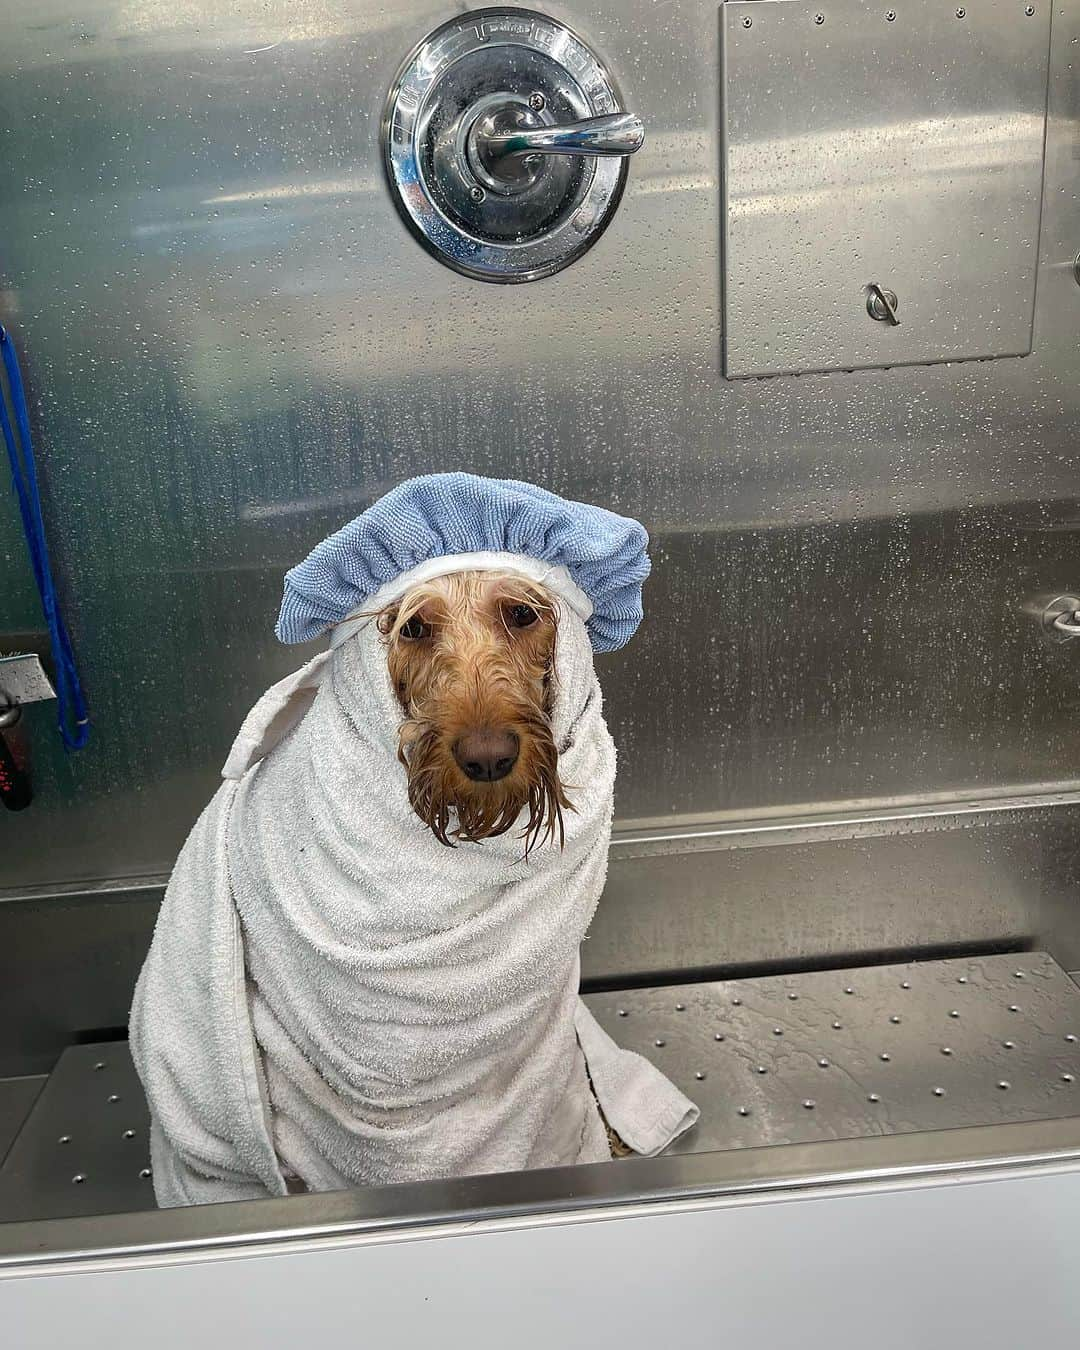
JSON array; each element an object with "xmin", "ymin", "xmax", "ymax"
[{"xmin": 453, "ymin": 729, "xmax": 520, "ymax": 782}]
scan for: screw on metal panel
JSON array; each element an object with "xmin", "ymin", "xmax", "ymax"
[
  {"xmin": 1025, "ymin": 4, "xmax": 1035, "ymax": 13},
  {"xmin": 123, "ymin": 1129, "xmax": 136, "ymax": 1139},
  {"xmin": 998, "ymin": 1080, "xmax": 1011, "ymax": 1090},
  {"xmin": 757, "ymin": 1065, "xmax": 768, "ymax": 1074},
  {"xmin": 617, "ymin": 1009, "xmax": 628, "ymax": 1017},
  {"xmin": 890, "ymin": 1015, "xmax": 901, "ymax": 1024},
  {"xmin": 469, "ymin": 185, "xmax": 486, "ymax": 203},
  {"xmin": 832, "ymin": 1020, "xmax": 843, "ymax": 1029},
  {"xmin": 818, "ymin": 1058, "xmax": 830, "ymax": 1068},
  {"xmin": 955, "ymin": 6, "xmax": 965, "ymax": 16},
  {"xmin": 527, "ymin": 92, "xmax": 546, "ymax": 112},
  {"xmin": 738, "ymin": 1107, "xmax": 751, "ymax": 1116},
  {"xmin": 941, "ymin": 1046, "xmax": 953, "ymax": 1055},
  {"xmin": 715, "ymin": 1032, "xmax": 726, "ymax": 1041},
  {"xmin": 901, "ymin": 981, "xmax": 911, "ymax": 989},
  {"xmin": 814, "ymin": 12, "xmax": 825, "ymax": 22},
  {"xmin": 742, "ymin": 14, "xmax": 753, "ymax": 26},
  {"xmin": 933, "ymin": 1087, "xmax": 946, "ymax": 1097},
  {"xmin": 885, "ymin": 8, "xmax": 896, "ymax": 17},
  {"xmin": 880, "ymin": 1052, "xmax": 891, "ymax": 1062},
  {"xmin": 949, "ymin": 1010, "xmax": 960, "ymax": 1018},
  {"xmin": 868, "ymin": 1093, "xmax": 881, "ymax": 1103},
  {"xmin": 654, "ymin": 1039, "xmax": 666, "ymax": 1047},
  {"xmin": 695, "ymin": 1071, "xmax": 706, "ymax": 1080},
  {"xmin": 803, "ymin": 1100, "xmax": 816, "ymax": 1109},
  {"xmin": 1009, "ymin": 1004, "xmax": 1021, "ymax": 1012},
  {"xmin": 675, "ymin": 1003, "xmax": 686, "ymax": 1011},
  {"xmin": 1003, "ymin": 1040, "xmax": 1016, "ymax": 1049}
]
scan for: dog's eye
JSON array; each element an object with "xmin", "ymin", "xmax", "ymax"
[
  {"xmin": 507, "ymin": 604, "xmax": 539, "ymax": 629},
  {"xmin": 399, "ymin": 616, "xmax": 429, "ymax": 641}
]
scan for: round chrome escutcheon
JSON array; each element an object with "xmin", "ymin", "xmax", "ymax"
[{"xmin": 382, "ymin": 8, "xmax": 639, "ymax": 283}]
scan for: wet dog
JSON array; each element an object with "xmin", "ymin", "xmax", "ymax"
[{"xmin": 379, "ymin": 572, "xmax": 572, "ymax": 853}]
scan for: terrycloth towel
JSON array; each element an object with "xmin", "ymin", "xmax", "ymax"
[
  {"xmin": 276, "ymin": 473, "xmax": 651, "ymax": 652},
  {"xmin": 130, "ymin": 561, "xmax": 697, "ymax": 1206}
]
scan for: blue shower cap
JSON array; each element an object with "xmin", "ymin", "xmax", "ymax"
[{"xmin": 276, "ymin": 473, "xmax": 650, "ymax": 652}]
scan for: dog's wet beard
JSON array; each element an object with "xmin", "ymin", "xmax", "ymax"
[
  {"xmin": 401, "ymin": 718, "xmax": 567, "ymax": 854},
  {"xmin": 381, "ymin": 574, "xmax": 573, "ymax": 854}
]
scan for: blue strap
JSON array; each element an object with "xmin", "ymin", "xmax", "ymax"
[{"xmin": 0, "ymin": 325, "xmax": 89, "ymax": 750}]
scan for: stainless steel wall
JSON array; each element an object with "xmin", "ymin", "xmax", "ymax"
[{"xmin": 1, "ymin": 0, "xmax": 1079, "ymax": 896}]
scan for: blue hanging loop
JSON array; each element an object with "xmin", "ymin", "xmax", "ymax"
[{"xmin": 0, "ymin": 325, "xmax": 89, "ymax": 750}]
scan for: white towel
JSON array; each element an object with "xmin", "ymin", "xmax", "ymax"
[{"xmin": 130, "ymin": 573, "xmax": 697, "ymax": 1205}]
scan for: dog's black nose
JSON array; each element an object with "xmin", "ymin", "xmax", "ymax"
[{"xmin": 453, "ymin": 730, "xmax": 520, "ymax": 782}]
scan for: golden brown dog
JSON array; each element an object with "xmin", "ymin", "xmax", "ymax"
[{"xmin": 377, "ymin": 572, "xmax": 572, "ymax": 853}]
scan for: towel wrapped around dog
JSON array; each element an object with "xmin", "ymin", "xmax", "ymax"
[{"xmin": 130, "ymin": 564, "xmax": 698, "ymax": 1206}]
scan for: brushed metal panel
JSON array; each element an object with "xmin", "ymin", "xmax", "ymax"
[
  {"xmin": 0, "ymin": 0, "xmax": 1077, "ymax": 899},
  {"xmin": 721, "ymin": 0, "xmax": 1051, "ymax": 377}
]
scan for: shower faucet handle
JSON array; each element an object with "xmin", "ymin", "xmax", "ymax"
[{"xmin": 471, "ymin": 110, "xmax": 644, "ymax": 179}]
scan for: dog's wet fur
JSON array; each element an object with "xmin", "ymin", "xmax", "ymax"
[{"xmin": 377, "ymin": 572, "xmax": 573, "ymax": 852}]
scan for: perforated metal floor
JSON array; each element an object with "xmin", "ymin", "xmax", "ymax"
[{"xmin": 1, "ymin": 952, "xmax": 1079, "ymax": 1223}]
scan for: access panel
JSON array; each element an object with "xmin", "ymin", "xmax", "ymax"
[{"xmin": 721, "ymin": 0, "xmax": 1052, "ymax": 377}]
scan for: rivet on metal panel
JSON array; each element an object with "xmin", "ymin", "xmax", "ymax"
[
  {"xmin": 901, "ymin": 982, "xmax": 911, "ymax": 990},
  {"xmin": 695, "ymin": 1071, "xmax": 706, "ymax": 1081},
  {"xmin": 832, "ymin": 1020, "xmax": 843, "ymax": 1029},
  {"xmin": 868, "ymin": 1094, "xmax": 881, "ymax": 1103},
  {"xmin": 654, "ymin": 1039, "xmax": 666, "ymax": 1047},
  {"xmin": 675, "ymin": 1003, "xmax": 686, "ymax": 1011},
  {"xmin": 742, "ymin": 15, "xmax": 752, "ymax": 27},
  {"xmin": 1062, "ymin": 1074, "xmax": 1075, "ymax": 1083},
  {"xmin": 1003, "ymin": 1040, "xmax": 1016, "ymax": 1049},
  {"xmin": 880, "ymin": 1052, "xmax": 891, "ymax": 1061},
  {"xmin": 803, "ymin": 1100, "xmax": 816, "ymax": 1109},
  {"xmin": 890, "ymin": 1015, "xmax": 901, "ymax": 1024},
  {"xmin": 955, "ymin": 6, "xmax": 966, "ymax": 16},
  {"xmin": 941, "ymin": 1047, "xmax": 953, "ymax": 1055},
  {"xmin": 818, "ymin": 1058, "xmax": 830, "ymax": 1068},
  {"xmin": 57, "ymin": 1135, "xmax": 71, "ymax": 1144},
  {"xmin": 617, "ymin": 1009, "xmax": 628, "ymax": 1017},
  {"xmin": 756, "ymin": 1065, "xmax": 769, "ymax": 1074},
  {"xmin": 72, "ymin": 1174, "xmax": 86, "ymax": 1184},
  {"xmin": 814, "ymin": 12, "xmax": 825, "ymax": 22},
  {"xmin": 1067, "ymin": 1035, "xmax": 1078, "ymax": 1044},
  {"xmin": 1025, "ymin": 4, "xmax": 1035, "ymax": 13},
  {"xmin": 139, "ymin": 1168, "xmax": 152, "ymax": 1179},
  {"xmin": 714, "ymin": 1033, "xmax": 726, "ymax": 1041},
  {"xmin": 950, "ymin": 1010, "xmax": 961, "ymax": 1018},
  {"xmin": 122, "ymin": 1129, "xmax": 136, "ymax": 1139},
  {"xmin": 998, "ymin": 1080, "xmax": 1011, "ymax": 1090},
  {"xmin": 885, "ymin": 8, "xmax": 896, "ymax": 18},
  {"xmin": 1009, "ymin": 1005, "xmax": 1021, "ymax": 1012},
  {"xmin": 738, "ymin": 1107, "xmax": 751, "ymax": 1116}
]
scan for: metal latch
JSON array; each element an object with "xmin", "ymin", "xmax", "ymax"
[{"xmin": 1041, "ymin": 595, "xmax": 1080, "ymax": 642}]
